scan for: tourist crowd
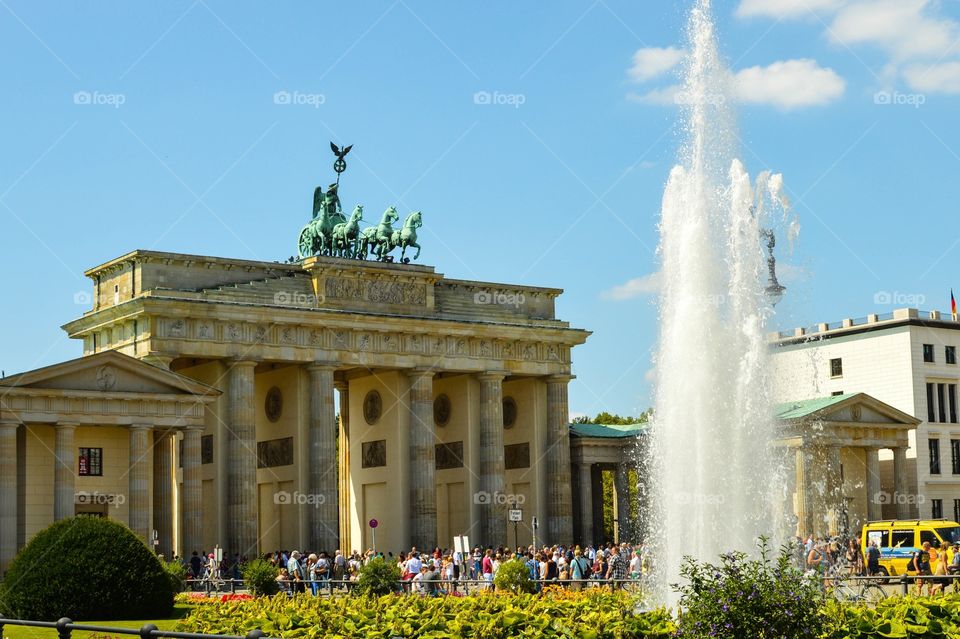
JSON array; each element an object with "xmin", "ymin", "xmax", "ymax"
[{"xmin": 269, "ymin": 542, "xmax": 653, "ymax": 594}]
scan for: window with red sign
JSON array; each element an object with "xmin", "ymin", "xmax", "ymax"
[{"xmin": 78, "ymin": 447, "xmax": 103, "ymax": 476}]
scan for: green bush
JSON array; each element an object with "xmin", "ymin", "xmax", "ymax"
[
  {"xmin": 241, "ymin": 558, "xmax": 279, "ymax": 596},
  {"xmin": 163, "ymin": 559, "xmax": 188, "ymax": 594},
  {"xmin": 0, "ymin": 516, "xmax": 174, "ymax": 620},
  {"xmin": 355, "ymin": 557, "xmax": 401, "ymax": 597},
  {"xmin": 493, "ymin": 558, "xmax": 535, "ymax": 594},
  {"xmin": 673, "ymin": 537, "xmax": 825, "ymax": 639}
]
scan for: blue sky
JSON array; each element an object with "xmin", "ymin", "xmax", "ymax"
[{"xmin": 1, "ymin": 0, "xmax": 959, "ymax": 418}]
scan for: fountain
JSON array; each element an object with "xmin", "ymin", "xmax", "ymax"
[{"xmin": 648, "ymin": 0, "xmax": 797, "ymax": 604}]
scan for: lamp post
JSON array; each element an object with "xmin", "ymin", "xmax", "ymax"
[{"xmin": 760, "ymin": 228, "xmax": 786, "ymax": 306}]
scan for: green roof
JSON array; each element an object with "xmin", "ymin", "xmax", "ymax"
[
  {"xmin": 775, "ymin": 394, "xmax": 857, "ymax": 420},
  {"xmin": 569, "ymin": 422, "xmax": 647, "ymax": 439}
]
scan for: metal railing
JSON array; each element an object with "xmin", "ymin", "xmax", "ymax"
[
  {"xmin": 0, "ymin": 618, "xmax": 269, "ymax": 639},
  {"xmin": 824, "ymin": 571, "xmax": 960, "ymax": 596},
  {"xmin": 182, "ymin": 577, "xmax": 646, "ymax": 596}
]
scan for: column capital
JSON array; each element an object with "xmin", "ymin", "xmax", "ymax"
[
  {"xmin": 406, "ymin": 367, "xmax": 436, "ymax": 379},
  {"xmin": 477, "ymin": 371, "xmax": 508, "ymax": 382},
  {"xmin": 334, "ymin": 379, "xmax": 349, "ymax": 392},
  {"xmin": 225, "ymin": 358, "xmax": 259, "ymax": 369},
  {"xmin": 129, "ymin": 423, "xmax": 153, "ymax": 432},
  {"xmin": 55, "ymin": 421, "xmax": 79, "ymax": 430},
  {"xmin": 179, "ymin": 425, "xmax": 206, "ymax": 433},
  {"xmin": 0, "ymin": 418, "xmax": 21, "ymax": 429},
  {"xmin": 142, "ymin": 353, "xmax": 175, "ymax": 370},
  {"xmin": 545, "ymin": 374, "xmax": 575, "ymax": 385},
  {"xmin": 307, "ymin": 361, "xmax": 339, "ymax": 372}
]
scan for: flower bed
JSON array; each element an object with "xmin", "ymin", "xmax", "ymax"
[{"xmin": 176, "ymin": 590, "xmax": 676, "ymax": 638}]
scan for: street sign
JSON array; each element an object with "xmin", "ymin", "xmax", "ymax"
[
  {"xmin": 531, "ymin": 516, "xmax": 539, "ymax": 529},
  {"xmin": 369, "ymin": 518, "xmax": 379, "ymax": 529},
  {"xmin": 454, "ymin": 536, "xmax": 464, "ymax": 555},
  {"xmin": 509, "ymin": 509, "xmax": 523, "ymax": 522}
]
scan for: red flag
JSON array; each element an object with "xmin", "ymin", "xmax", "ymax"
[{"xmin": 952, "ymin": 289, "xmax": 957, "ymax": 316}]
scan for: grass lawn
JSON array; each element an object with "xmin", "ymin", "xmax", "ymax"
[{"xmin": 2, "ymin": 604, "xmax": 193, "ymax": 639}]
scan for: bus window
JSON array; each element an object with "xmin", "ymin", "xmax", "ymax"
[
  {"xmin": 920, "ymin": 530, "xmax": 939, "ymax": 547},
  {"xmin": 891, "ymin": 530, "xmax": 914, "ymax": 548},
  {"xmin": 936, "ymin": 527, "xmax": 960, "ymax": 544},
  {"xmin": 867, "ymin": 530, "xmax": 888, "ymax": 547}
]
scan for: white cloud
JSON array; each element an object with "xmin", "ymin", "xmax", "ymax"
[
  {"xmin": 829, "ymin": 0, "xmax": 958, "ymax": 61},
  {"xmin": 627, "ymin": 84, "xmax": 683, "ymax": 106},
  {"xmin": 904, "ymin": 62, "xmax": 960, "ymax": 94},
  {"xmin": 736, "ymin": 0, "xmax": 845, "ymax": 19},
  {"xmin": 628, "ymin": 47, "xmax": 684, "ymax": 82},
  {"xmin": 601, "ymin": 272, "xmax": 661, "ymax": 301},
  {"xmin": 734, "ymin": 59, "xmax": 846, "ymax": 108}
]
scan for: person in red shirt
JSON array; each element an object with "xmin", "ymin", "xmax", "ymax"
[{"xmin": 481, "ymin": 549, "xmax": 494, "ymax": 589}]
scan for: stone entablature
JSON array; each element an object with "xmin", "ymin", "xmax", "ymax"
[{"xmin": 64, "ymin": 250, "xmax": 587, "ymax": 375}]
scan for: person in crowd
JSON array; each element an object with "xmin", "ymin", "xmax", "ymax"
[
  {"xmin": 912, "ymin": 541, "xmax": 933, "ymax": 596},
  {"xmin": 305, "ymin": 554, "xmax": 319, "ymax": 596},
  {"xmin": 334, "ymin": 550, "xmax": 347, "ymax": 584},
  {"xmin": 286, "ymin": 550, "xmax": 305, "ymax": 594},
  {"xmin": 276, "ymin": 567, "xmax": 291, "ymax": 595},
  {"xmin": 629, "ymin": 548, "xmax": 642, "ymax": 580},
  {"xmin": 481, "ymin": 549, "xmax": 495, "ymax": 589},
  {"xmin": 845, "ymin": 539, "xmax": 865, "ymax": 576},
  {"xmin": 866, "ymin": 540, "xmax": 882, "ymax": 576},
  {"xmin": 570, "ymin": 549, "xmax": 591, "ymax": 591}
]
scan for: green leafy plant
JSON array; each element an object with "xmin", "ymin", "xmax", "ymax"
[
  {"xmin": 493, "ymin": 558, "xmax": 535, "ymax": 594},
  {"xmin": 163, "ymin": 559, "xmax": 188, "ymax": 593},
  {"xmin": 354, "ymin": 556, "xmax": 401, "ymax": 597},
  {"xmin": 0, "ymin": 516, "xmax": 174, "ymax": 620},
  {"xmin": 176, "ymin": 589, "xmax": 676, "ymax": 638},
  {"xmin": 673, "ymin": 536, "xmax": 826, "ymax": 639},
  {"xmin": 241, "ymin": 558, "xmax": 279, "ymax": 596}
]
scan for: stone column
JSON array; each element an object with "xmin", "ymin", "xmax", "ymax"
[
  {"xmin": 794, "ymin": 447, "xmax": 813, "ymax": 538},
  {"xmin": 407, "ymin": 369, "xmax": 437, "ymax": 550},
  {"xmin": 865, "ymin": 447, "xmax": 882, "ymax": 521},
  {"xmin": 335, "ymin": 381, "xmax": 351, "ymax": 553},
  {"xmin": 824, "ymin": 445, "xmax": 843, "ymax": 535},
  {"xmin": 54, "ymin": 422, "xmax": 77, "ymax": 521},
  {"xmin": 893, "ymin": 446, "xmax": 910, "ymax": 519},
  {"xmin": 152, "ymin": 430, "xmax": 174, "ymax": 557},
  {"xmin": 478, "ymin": 372, "xmax": 507, "ymax": 547},
  {"xmin": 578, "ymin": 462, "xmax": 593, "ymax": 546},
  {"xmin": 308, "ymin": 363, "xmax": 339, "ymax": 552},
  {"xmin": 226, "ymin": 359, "xmax": 258, "ymax": 557},
  {"xmin": 128, "ymin": 424, "xmax": 151, "ymax": 542},
  {"xmin": 181, "ymin": 427, "xmax": 203, "ymax": 557},
  {"xmin": 614, "ymin": 463, "xmax": 631, "ymax": 543},
  {"xmin": 0, "ymin": 421, "xmax": 18, "ymax": 571},
  {"xmin": 545, "ymin": 375, "xmax": 574, "ymax": 544}
]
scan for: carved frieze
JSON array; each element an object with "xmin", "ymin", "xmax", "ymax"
[{"xmin": 324, "ymin": 277, "xmax": 426, "ymax": 306}]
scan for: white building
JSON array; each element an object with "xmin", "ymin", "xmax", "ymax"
[{"xmin": 771, "ymin": 308, "xmax": 960, "ymax": 524}]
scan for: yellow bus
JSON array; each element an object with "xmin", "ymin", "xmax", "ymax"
[{"xmin": 861, "ymin": 520, "xmax": 960, "ymax": 577}]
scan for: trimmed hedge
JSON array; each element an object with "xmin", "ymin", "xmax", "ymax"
[{"xmin": 0, "ymin": 516, "xmax": 175, "ymax": 620}]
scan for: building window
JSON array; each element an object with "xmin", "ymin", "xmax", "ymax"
[
  {"xmin": 831, "ymin": 391, "xmax": 844, "ymax": 396},
  {"xmin": 928, "ymin": 383, "xmax": 936, "ymax": 422},
  {"xmin": 930, "ymin": 438, "xmax": 942, "ymax": 474},
  {"xmin": 924, "ymin": 344, "xmax": 935, "ymax": 362},
  {"xmin": 78, "ymin": 447, "xmax": 102, "ymax": 476},
  {"xmin": 940, "ymin": 383, "xmax": 948, "ymax": 423},
  {"xmin": 829, "ymin": 358, "xmax": 843, "ymax": 377},
  {"xmin": 952, "ymin": 440, "xmax": 960, "ymax": 474},
  {"xmin": 933, "ymin": 499, "xmax": 944, "ymax": 519},
  {"xmin": 949, "ymin": 385, "xmax": 958, "ymax": 424},
  {"xmin": 954, "ymin": 499, "xmax": 960, "ymax": 523},
  {"xmin": 948, "ymin": 346, "xmax": 957, "ymax": 365}
]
